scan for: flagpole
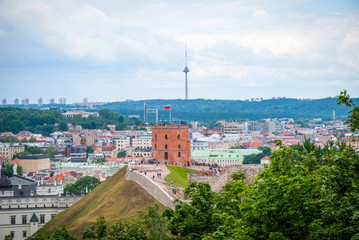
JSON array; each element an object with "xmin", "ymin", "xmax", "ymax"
[{"xmin": 170, "ymin": 107, "xmax": 172, "ymax": 125}]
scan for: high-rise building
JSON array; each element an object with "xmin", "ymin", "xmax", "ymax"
[
  {"xmin": 1, "ymin": 99, "xmax": 6, "ymax": 105},
  {"xmin": 49, "ymin": 98, "xmax": 55, "ymax": 104},
  {"xmin": 38, "ymin": 98, "xmax": 43, "ymax": 106},
  {"xmin": 146, "ymin": 109, "xmax": 158, "ymax": 124},
  {"xmin": 183, "ymin": 45, "xmax": 190, "ymax": 100},
  {"xmin": 151, "ymin": 125, "xmax": 191, "ymax": 166},
  {"xmin": 83, "ymin": 97, "xmax": 88, "ymax": 106},
  {"xmin": 21, "ymin": 98, "xmax": 29, "ymax": 106},
  {"xmin": 58, "ymin": 98, "xmax": 66, "ymax": 105},
  {"xmin": 14, "ymin": 98, "xmax": 19, "ymax": 105}
]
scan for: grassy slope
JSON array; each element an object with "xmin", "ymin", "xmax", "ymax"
[
  {"xmin": 36, "ymin": 167, "xmax": 161, "ymax": 238},
  {"xmin": 165, "ymin": 165, "xmax": 197, "ymax": 188}
]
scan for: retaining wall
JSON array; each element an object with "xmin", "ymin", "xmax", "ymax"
[
  {"xmin": 126, "ymin": 170, "xmax": 175, "ymax": 208},
  {"xmin": 190, "ymin": 164, "xmax": 265, "ymax": 192}
]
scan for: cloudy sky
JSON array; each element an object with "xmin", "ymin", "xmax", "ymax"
[{"xmin": 0, "ymin": 0, "xmax": 358, "ymax": 104}]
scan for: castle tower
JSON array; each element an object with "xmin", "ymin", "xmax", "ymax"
[
  {"xmin": 183, "ymin": 45, "xmax": 189, "ymax": 100},
  {"xmin": 151, "ymin": 125, "xmax": 191, "ymax": 166}
]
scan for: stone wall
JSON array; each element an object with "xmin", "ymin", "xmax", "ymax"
[
  {"xmin": 126, "ymin": 170, "xmax": 174, "ymax": 208},
  {"xmin": 190, "ymin": 164, "xmax": 265, "ymax": 192}
]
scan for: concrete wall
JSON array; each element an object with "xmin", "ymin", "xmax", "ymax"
[
  {"xmin": 125, "ymin": 170, "xmax": 174, "ymax": 208},
  {"xmin": 190, "ymin": 164, "xmax": 265, "ymax": 192}
]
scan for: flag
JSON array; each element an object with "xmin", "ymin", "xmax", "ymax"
[{"xmin": 164, "ymin": 105, "xmax": 170, "ymax": 109}]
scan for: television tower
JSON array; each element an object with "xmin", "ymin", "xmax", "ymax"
[{"xmin": 183, "ymin": 45, "xmax": 189, "ymax": 100}]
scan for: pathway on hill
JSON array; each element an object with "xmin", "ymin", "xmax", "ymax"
[{"xmin": 125, "ymin": 163, "xmax": 176, "ymax": 208}]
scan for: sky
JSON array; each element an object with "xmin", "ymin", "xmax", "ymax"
[{"xmin": 0, "ymin": 0, "xmax": 359, "ymax": 104}]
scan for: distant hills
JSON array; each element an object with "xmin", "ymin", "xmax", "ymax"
[
  {"xmin": 99, "ymin": 97, "xmax": 359, "ymax": 122},
  {"xmin": 2, "ymin": 97, "xmax": 358, "ymax": 122},
  {"xmin": 35, "ymin": 167, "xmax": 161, "ymax": 238}
]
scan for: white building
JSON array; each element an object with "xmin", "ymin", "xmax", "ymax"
[{"xmin": 0, "ymin": 165, "xmax": 82, "ymax": 240}]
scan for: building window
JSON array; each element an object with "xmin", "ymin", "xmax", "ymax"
[
  {"xmin": 165, "ymin": 144, "xmax": 167, "ymax": 149},
  {"xmin": 178, "ymin": 134, "xmax": 180, "ymax": 139},
  {"xmin": 22, "ymin": 215, "xmax": 27, "ymax": 224},
  {"xmin": 51, "ymin": 214, "xmax": 56, "ymax": 219},
  {"xmin": 154, "ymin": 144, "xmax": 156, "ymax": 149},
  {"xmin": 165, "ymin": 152, "xmax": 168, "ymax": 160},
  {"xmin": 11, "ymin": 216, "xmax": 15, "ymax": 224},
  {"xmin": 40, "ymin": 214, "xmax": 45, "ymax": 224},
  {"xmin": 23, "ymin": 231, "xmax": 27, "ymax": 238},
  {"xmin": 178, "ymin": 144, "xmax": 181, "ymax": 149},
  {"xmin": 165, "ymin": 135, "xmax": 167, "ymax": 140},
  {"xmin": 178, "ymin": 152, "xmax": 181, "ymax": 157},
  {"xmin": 10, "ymin": 232, "xmax": 14, "ymax": 237},
  {"xmin": 155, "ymin": 134, "xmax": 157, "ymax": 140}
]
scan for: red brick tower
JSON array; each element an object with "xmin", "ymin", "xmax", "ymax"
[{"xmin": 151, "ymin": 125, "xmax": 191, "ymax": 166}]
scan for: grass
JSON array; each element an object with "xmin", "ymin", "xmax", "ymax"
[
  {"xmin": 165, "ymin": 165, "xmax": 197, "ymax": 188},
  {"xmin": 36, "ymin": 166, "xmax": 161, "ymax": 239}
]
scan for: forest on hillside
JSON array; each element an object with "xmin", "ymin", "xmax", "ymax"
[
  {"xmin": 100, "ymin": 97, "xmax": 359, "ymax": 121},
  {"xmin": 0, "ymin": 108, "xmax": 133, "ymax": 135}
]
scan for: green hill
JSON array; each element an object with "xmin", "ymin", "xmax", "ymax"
[
  {"xmin": 35, "ymin": 167, "xmax": 161, "ymax": 238},
  {"xmin": 98, "ymin": 97, "xmax": 359, "ymax": 121}
]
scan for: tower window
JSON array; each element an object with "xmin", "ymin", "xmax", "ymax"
[
  {"xmin": 178, "ymin": 134, "xmax": 180, "ymax": 139},
  {"xmin": 165, "ymin": 144, "xmax": 167, "ymax": 149},
  {"xmin": 165, "ymin": 135, "xmax": 167, "ymax": 140},
  {"xmin": 178, "ymin": 152, "xmax": 181, "ymax": 157},
  {"xmin": 178, "ymin": 144, "xmax": 181, "ymax": 149},
  {"xmin": 165, "ymin": 152, "xmax": 168, "ymax": 160}
]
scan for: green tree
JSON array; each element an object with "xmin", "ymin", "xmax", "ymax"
[
  {"xmin": 58, "ymin": 122, "xmax": 68, "ymax": 131},
  {"xmin": 337, "ymin": 90, "xmax": 359, "ymax": 131},
  {"xmin": 44, "ymin": 147, "xmax": 58, "ymax": 159},
  {"xmin": 64, "ymin": 176, "xmax": 101, "ymax": 194},
  {"xmin": 138, "ymin": 204, "xmax": 169, "ymax": 240},
  {"xmin": 86, "ymin": 146, "xmax": 94, "ymax": 155},
  {"xmin": 48, "ymin": 226, "xmax": 76, "ymax": 240},
  {"xmin": 5, "ymin": 163, "xmax": 23, "ymax": 176},
  {"xmin": 163, "ymin": 181, "xmax": 218, "ymax": 239},
  {"xmin": 8, "ymin": 120, "xmax": 25, "ymax": 133},
  {"xmin": 117, "ymin": 151, "xmax": 126, "ymax": 158}
]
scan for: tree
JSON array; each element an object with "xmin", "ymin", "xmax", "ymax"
[
  {"xmin": 337, "ymin": 90, "xmax": 359, "ymax": 131},
  {"xmin": 48, "ymin": 226, "xmax": 76, "ymax": 240},
  {"xmin": 117, "ymin": 151, "xmax": 126, "ymax": 158},
  {"xmin": 44, "ymin": 147, "xmax": 58, "ymax": 159},
  {"xmin": 64, "ymin": 176, "xmax": 101, "ymax": 194},
  {"xmin": 163, "ymin": 181, "xmax": 218, "ymax": 238},
  {"xmin": 86, "ymin": 146, "xmax": 94, "ymax": 156},
  {"xmin": 5, "ymin": 163, "xmax": 23, "ymax": 176},
  {"xmin": 138, "ymin": 204, "xmax": 169, "ymax": 240},
  {"xmin": 58, "ymin": 122, "xmax": 68, "ymax": 131},
  {"xmin": 8, "ymin": 120, "xmax": 25, "ymax": 133},
  {"xmin": 95, "ymin": 158, "xmax": 106, "ymax": 163}
]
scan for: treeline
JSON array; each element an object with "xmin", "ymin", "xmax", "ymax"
[
  {"xmin": 28, "ymin": 140, "xmax": 359, "ymax": 240},
  {"xmin": 0, "ymin": 107, "xmax": 136, "ymax": 136},
  {"xmin": 100, "ymin": 97, "xmax": 359, "ymax": 121}
]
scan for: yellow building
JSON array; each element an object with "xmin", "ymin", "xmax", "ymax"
[
  {"xmin": 0, "ymin": 143, "xmax": 25, "ymax": 163},
  {"xmin": 19, "ymin": 154, "xmax": 50, "ymax": 172}
]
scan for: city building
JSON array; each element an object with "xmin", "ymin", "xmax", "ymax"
[
  {"xmin": 14, "ymin": 99, "xmax": 19, "ymax": 105},
  {"xmin": 2, "ymin": 99, "xmax": 6, "ymax": 105},
  {"xmin": 37, "ymin": 98, "xmax": 43, "ymax": 107},
  {"xmin": 146, "ymin": 109, "xmax": 158, "ymax": 124},
  {"xmin": 221, "ymin": 122, "xmax": 243, "ymax": 134},
  {"xmin": 58, "ymin": 98, "xmax": 66, "ymax": 105},
  {"xmin": 0, "ymin": 163, "xmax": 82, "ymax": 240},
  {"xmin": 191, "ymin": 149, "xmax": 261, "ymax": 166},
  {"xmin": 151, "ymin": 125, "xmax": 191, "ymax": 166},
  {"xmin": 72, "ymin": 132, "xmax": 96, "ymax": 147},
  {"xmin": 62, "ymin": 111, "xmax": 99, "ymax": 118},
  {"xmin": 18, "ymin": 155, "xmax": 50, "ymax": 172},
  {"xmin": 21, "ymin": 98, "xmax": 29, "ymax": 106},
  {"xmin": 0, "ymin": 144, "xmax": 25, "ymax": 163},
  {"xmin": 49, "ymin": 98, "xmax": 55, "ymax": 104}
]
